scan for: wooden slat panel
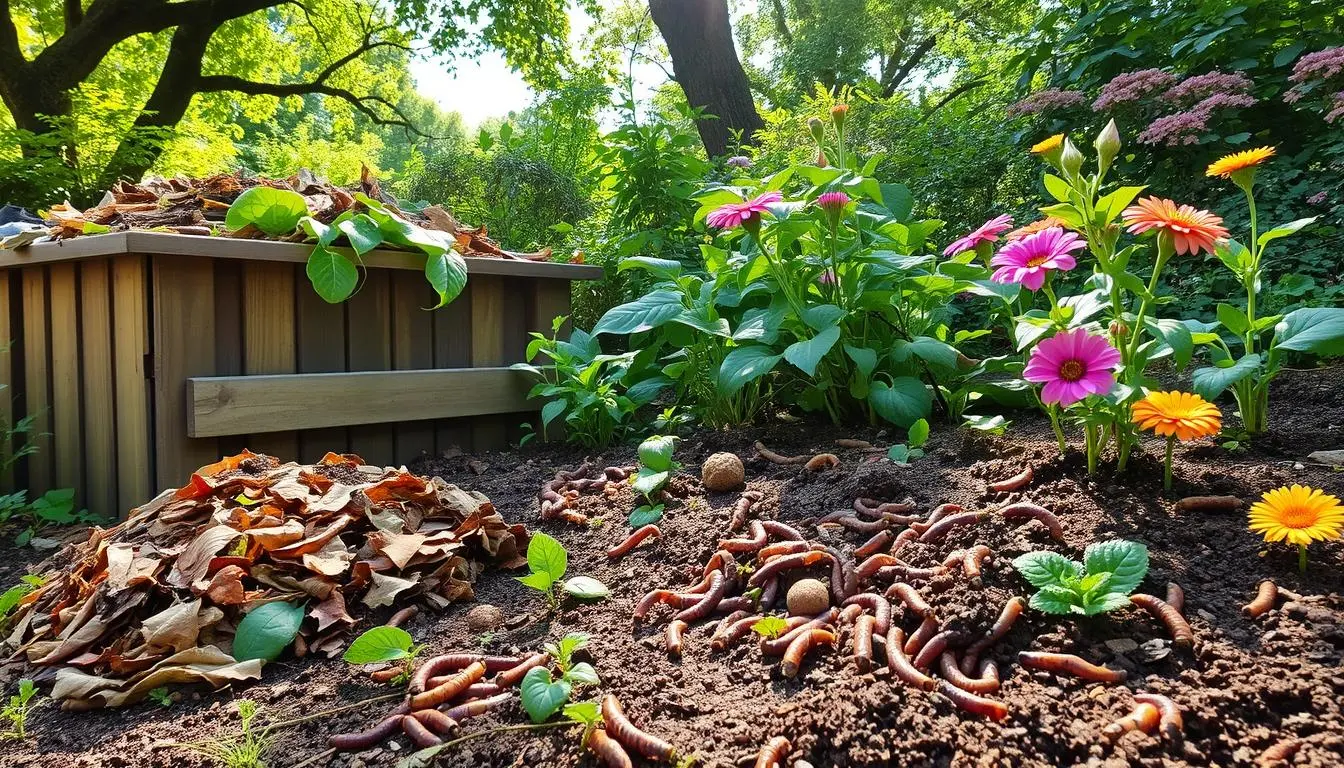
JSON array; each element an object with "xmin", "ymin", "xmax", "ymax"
[
  {"xmin": 48, "ymin": 264, "xmax": 82, "ymax": 495},
  {"xmin": 346, "ymin": 270, "xmax": 394, "ymax": 464},
  {"xmin": 0, "ymin": 270, "xmax": 12, "ymax": 491},
  {"xmin": 213, "ymin": 260, "xmax": 246, "ymax": 458},
  {"xmin": 242, "ymin": 261, "xmax": 298, "ymax": 462},
  {"xmin": 391, "ymin": 272, "xmax": 435, "ymax": 466},
  {"xmin": 152, "ymin": 255, "xmax": 218, "ymax": 490},
  {"xmin": 296, "ymin": 284, "xmax": 349, "ymax": 462},
  {"xmin": 21, "ymin": 268, "xmax": 51, "ymax": 493},
  {"xmin": 79, "ymin": 260, "xmax": 117, "ymax": 517},
  {"xmin": 530, "ymin": 278, "xmax": 573, "ymax": 354},
  {"xmin": 432, "ymin": 290, "xmax": 473, "ymax": 456},
  {"xmin": 188, "ymin": 368, "xmax": 533, "ymax": 436},
  {"xmin": 112, "ymin": 255, "xmax": 151, "ymax": 512},
  {"xmin": 469, "ymin": 276, "xmax": 508, "ymax": 450}
]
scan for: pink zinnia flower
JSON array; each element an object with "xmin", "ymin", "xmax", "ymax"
[
  {"xmin": 944, "ymin": 214, "xmax": 1013, "ymax": 257},
  {"xmin": 990, "ymin": 228, "xmax": 1085, "ymax": 291},
  {"xmin": 1025, "ymin": 328, "xmax": 1122, "ymax": 407},
  {"xmin": 706, "ymin": 192, "xmax": 783, "ymax": 230},
  {"xmin": 816, "ymin": 191, "xmax": 850, "ymax": 211}
]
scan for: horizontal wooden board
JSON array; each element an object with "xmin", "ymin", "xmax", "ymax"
[
  {"xmin": 1, "ymin": 232, "xmax": 602, "ymax": 280},
  {"xmin": 187, "ymin": 367, "xmax": 535, "ymax": 437}
]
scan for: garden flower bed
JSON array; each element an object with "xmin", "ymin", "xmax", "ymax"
[{"xmin": 0, "ymin": 368, "xmax": 1340, "ymax": 767}]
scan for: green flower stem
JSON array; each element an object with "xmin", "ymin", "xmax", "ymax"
[
  {"xmin": 1162, "ymin": 435, "xmax": 1175, "ymax": 492},
  {"xmin": 1241, "ymin": 183, "xmax": 1260, "ymax": 355},
  {"xmin": 1124, "ymin": 237, "xmax": 1173, "ymax": 375},
  {"xmin": 1048, "ymin": 405, "xmax": 1067, "ymax": 454},
  {"xmin": 1298, "ymin": 543, "xmax": 1308, "ymax": 574}
]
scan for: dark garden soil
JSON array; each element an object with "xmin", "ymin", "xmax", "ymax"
[{"xmin": 3, "ymin": 368, "xmax": 1344, "ymax": 768}]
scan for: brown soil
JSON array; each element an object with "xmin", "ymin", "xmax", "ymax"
[{"xmin": 3, "ymin": 367, "xmax": 1344, "ymax": 768}]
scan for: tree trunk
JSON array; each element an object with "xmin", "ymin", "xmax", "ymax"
[{"xmin": 648, "ymin": 0, "xmax": 763, "ymax": 157}]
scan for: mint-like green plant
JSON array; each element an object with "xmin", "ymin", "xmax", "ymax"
[
  {"xmin": 1013, "ymin": 540, "xmax": 1148, "ymax": 616},
  {"xmin": 2, "ymin": 679, "xmax": 35, "ymax": 739}
]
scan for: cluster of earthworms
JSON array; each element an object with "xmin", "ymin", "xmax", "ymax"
[
  {"xmin": 586, "ymin": 694, "xmax": 680, "ymax": 767},
  {"xmin": 754, "ymin": 440, "xmax": 840, "ymax": 471},
  {"xmin": 538, "ymin": 462, "xmax": 635, "ymax": 525},
  {"xmin": 1102, "ymin": 692, "xmax": 1183, "ymax": 743}
]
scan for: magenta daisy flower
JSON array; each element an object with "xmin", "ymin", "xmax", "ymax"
[
  {"xmin": 706, "ymin": 191, "xmax": 783, "ymax": 230},
  {"xmin": 1024, "ymin": 328, "xmax": 1122, "ymax": 407},
  {"xmin": 990, "ymin": 227, "xmax": 1086, "ymax": 291},
  {"xmin": 816, "ymin": 191, "xmax": 850, "ymax": 213},
  {"xmin": 944, "ymin": 214, "xmax": 1013, "ymax": 257}
]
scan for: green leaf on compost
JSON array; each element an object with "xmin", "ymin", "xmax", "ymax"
[
  {"xmin": 563, "ymin": 700, "xmax": 601, "ymax": 726},
  {"xmin": 233, "ymin": 601, "xmax": 305, "ymax": 662},
  {"xmin": 517, "ymin": 531, "xmax": 566, "ymax": 593},
  {"xmin": 342, "ymin": 626, "xmax": 414, "ymax": 664},
  {"xmin": 1083, "ymin": 592, "xmax": 1133, "ymax": 616},
  {"xmin": 565, "ymin": 661, "xmax": 600, "ymax": 685},
  {"xmin": 629, "ymin": 504, "xmax": 664, "ymax": 527},
  {"xmin": 1012, "ymin": 552, "xmax": 1081, "ymax": 589},
  {"xmin": 638, "ymin": 435, "xmax": 678, "ymax": 472},
  {"xmin": 631, "ymin": 468, "xmax": 670, "ymax": 498},
  {"xmin": 306, "ymin": 245, "xmax": 359, "ymax": 303},
  {"xmin": 225, "ymin": 187, "xmax": 308, "ymax": 236},
  {"xmin": 562, "ymin": 577, "xmax": 610, "ymax": 600},
  {"xmin": 751, "ymin": 616, "xmax": 788, "ymax": 639},
  {"xmin": 1083, "ymin": 540, "xmax": 1148, "ymax": 595},
  {"xmin": 907, "ymin": 418, "xmax": 930, "ymax": 448},
  {"xmin": 520, "ymin": 666, "xmax": 571, "ymax": 723},
  {"xmin": 1030, "ymin": 586, "xmax": 1079, "ymax": 615}
]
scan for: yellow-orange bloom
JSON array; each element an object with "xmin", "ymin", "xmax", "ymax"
[
  {"xmin": 1206, "ymin": 146, "xmax": 1275, "ymax": 179},
  {"xmin": 1007, "ymin": 216, "xmax": 1071, "ymax": 241},
  {"xmin": 1131, "ymin": 391, "xmax": 1222, "ymax": 441},
  {"xmin": 1031, "ymin": 134, "xmax": 1064, "ymax": 155},
  {"xmin": 1248, "ymin": 485, "xmax": 1344, "ymax": 547},
  {"xmin": 1121, "ymin": 197, "xmax": 1230, "ymax": 256}
]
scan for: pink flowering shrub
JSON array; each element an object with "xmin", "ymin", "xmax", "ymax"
[
  {"xmin": 1161, "ymin": 70, "xmax": 1254, "ymax": 104},
  {"xmin": 1006, "ymin": 89, "xmax": 1087, "ymax": 118},
  {"xmin": 1092, "ymin": 69, "xmax": 1177, "ymax": 111}
]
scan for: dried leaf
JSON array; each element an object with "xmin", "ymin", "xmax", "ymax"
[{"xmin": 362, "ymin": 571, "xmax": 418, "ymax": 608}]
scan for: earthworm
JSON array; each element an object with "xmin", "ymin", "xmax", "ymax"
[
  {"xmin": 369, "ymin": 666, "xmax": 404, "ymax": 683},
  {"xmin": 988, "ymin": 467, "xmax": 1033, "ymax": 493},
  {"xmin": 904, "ymin": 616, "xmax": 940, "ymax": 656},
  {"xmin": 329, "ymin": 713, "xmax": 405, "ymax": 751},
  {"xmin": 675, "ymin": 572, "xmax": 725, "ymax": 622},
  {"xmin": 720, "ymin": 521, "xmax": 769, "ymax": 552},
  {"xmin": 412, "ymin": 654, "xmax": 486, "ymax": 693},
  {"xmin": 718, "ymin": 595, "xmax": 756, "ymax": 613},
  {"xmin": 836, "ymin": 438, "xmax": 874, "ymax": 449},
  {"xmin": 386, "ymin": 605, "xmax": 419, "ymax": 628},
  {"xmin": 666, "ymin": 620, "xmax": 688, "ymax": 656},
  {"xmin": 839, "ymin": 603, "xmax": 864, "ymax": 625},
  {"xmin": 1130, "ymin": 594, "xmax": 1193, "ymax": 647},
  {"xmin": 493, "ymin": 653, "xmax": 550, "ymax": 688},
  {"xmin": 1133, "ymin": 692, "xmax": 1183, "ymax": 741},
  {"xmin": 781, "ymin": 628, "xmax": 836, "ymax": 677},
  {"xmin": 588, "ymin": 727, "xmax": 634, "ymax": 768},
  {"xmin": 884, "ymin": 627, "xmax": 937, "ymax": 691},
  {"xmin": 853, "ymin": 615, "xmax": 875, "ymax": 673},
  {"xmin": 605, "ymin": 465, "xmax": 634, "ymax": 481},
  {"xmin": 963, "ymin": 545, "xmax": 992, "ymax": 582},
  {"xmin": 887, "ymin": 582, "xmax": 935, "ymax": 618},
  {"xmin": 704, "ymin": 549, "xmax": 737, "ymax": 577},
  {"xmin": 1244, "ymin": 580, "xmax": 1278, "ymax": 618},
  {"xmin": 634, "ymin": 589, "xmax": 683, "ymax": 621},
  {"xmin": 556, "ymin": 509, "xmax": 590, "ymax": 526},
  {"xmin": 817, "ymin": 509, "xmax": 854, "ymax": 524},
  {"xmin": 835, "ymin": 515, "xmax": 890, "ymax": 534},
  {"xmin": 919, "ymin": 511, "xmax": 984, "ymax": 542},
  {"xmin": 1102, "ymin": 702, "xmax": 1160, "ymax": 741},
  {"xmin": 761, "ymin": 617, "xmax": 834, "ymax": 655},
  {"xmin": 843, "ymin": 593, "xmax": 892, "ymax": 635},
  {"xmin": 855, "ymin": 530, "xmax": 896, "ymax": 558},
  {"xmin": 1174, "ymin": 495, "xmax": 1241, "ymax": 512},
  {"xmin": 712, "ymin": 610, "xmax": 750, "ymax": 643},
  {"xmin": 1018, "ymin": 652, "xmax": 1127, "ymax": 683},
  {"xmin": 428, "ymin": 680, "xmax": 504, "ymax": 697},
  {"xmin": 760, "ymin": 520, "xmax": 805, "ymax": 541},
  {"xmin": 939, "ymin": 651, "xmax": 999, "ymax": 693},
  {"xmin": 805, "ymin": 453, "xmax": 840, "ymax": 471},
  {"xmin": 401, "ymin": 714, "xmax": 443, "ymax": 748},
  {"xmin": 410, "ymin": 709, "xmax": 459, "ymax": 735},
  {"xmin": 884, "ymin": 564, "xmax": 947, "ymax": 582},
  {"xmin": 911, "ymin": 503, "xmax": 963, "ymax": 534},
  {"xmin": 912, "ymin": 630, "xmax": 960, "ymax": 671},
  {"xmin": 890, "ymin": 528, "xmax": 919, "ymax": 554},
  {"xmin": 571, "ymin": 478, "xmax": 608, "ymax": 492},
  {"xmin": 854, "ymin": 497, "xmax": 918, "ymax": 520},
  {"xmin": 748, "ymin": 550, "xmax": 832, "ymax": 587},
  {"xmin": 938, "ymin": 680, "xmax": 1008, "ymax": 720},
  {"xmin": 602, "ymin": 694, "xmax": 677, "ymax": 761},
  {"xmin": 814, "ymin": 543, "xmax": 856, "ymax": 601},
  {"xmin": 608, "ymin": 525, "xmax": 662, "ymax": 559},
  {"xmin": 999, "ymin": 502, "xmax": 1064, "ymax": 540},
  {"xmin": 1166, "ymin": 582, "xmax": 1185, "ymax": 615},
  {"xmin": 942, "ymin": 550, "xmax": 967, "ymax": 568},
  {"xmin": 857, "ymin": 553, "xmax": 902, "ymax": 579},
  {"xmin": 410, "ymin": 661, "xmax": 486, "ymax": 709},
  {"xmin": 442, "ymin": 692, "xmax": 514, "ymax": 723},
  {"xmin": 759, "ymin": 541, "xmax": 811, "ymax": 561},
  {"xmin": 1257, "ymin": 739, "xmax": 1304, "ymax": 766},
  {"xmin": 713, "ymin": 614, "xmax": 765, "ymax": 651},
  {"xmin": 683, "ymin": 571, "xmax": 716, "ymax": 594},
  {"xmin": 961, "ymin": 596, "xmax": 1026, "ymax": 675},
  {"xmin": 755, "ymin": 441, "xmax": 808, "ymax": 465},
  {"xmin": 754, "ymin": 736, "xmax": 791, "ymax": 768},
  {"xmin": 759, "ymin": 580, "xmax": 779, "ymax": 608},
  {"xmin": 730, "ymin": 491, "xmax": 763, "ymax": 531}
]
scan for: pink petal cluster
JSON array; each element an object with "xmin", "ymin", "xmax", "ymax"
[
  {"xmin": 1024, "ymin": 328, "xmax": 1122, "ymax": 407},
  {"xmin": 1308, "ymin": 191, "xmax": 1328, "ymax": 205},
  {"xmin": 1006, "ymin": 89, "xmax": 1087, "ymax": 118},
  {"xmin": 1328, "ymin": 92, "xmax": 1344, "ymax": 123},
  {"xmin": 706, "ymin": 192, "xmax": 783, "ymax": 230},
  {"xmin": 726, "ymin": 155, "xmax": 753, "ymax": 169},
  {"xmin": 1137, "ymin": 92, "xmax": 1256, "ymax": 146},
  {"xmin": 1162, "ymin": 70, "xmax": 1254, "ymax": 104},
  {"xmin": 1289, "ymin": 46, "xmax": 1344, "ymax": 83},
  {"xmin": 1093, "ymin": 69, "xmax": 1178, "ymax": 111},
  {"xmin": 816, "ymin": 191, "xmax": 851, "ymax": 212},
  {"xmin": 943, "ymin": 214, "xmax": 1013, "ymax": 257},
  {"xmin": 990, "ymin": 228, "xmax": 1085, "ymax": 291}
]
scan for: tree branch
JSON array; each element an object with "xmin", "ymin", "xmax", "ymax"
[
  {"xmin": 768, "ymin": 0, "xmax": 793, "ymax": 46},
  {"xmin": 918, "ymin": 77, "xmax": 988, "ymax": 124},
  {"xmin": 199, "ymin": 74, "xmax": 429, "ymax": 135},
  {"xmin": 0, "ymin": 2, "xmax": 25, "ymax": 72},
  {"xmin": 63, "ymin": 0, "xmax": 83, "ymax": 29}
]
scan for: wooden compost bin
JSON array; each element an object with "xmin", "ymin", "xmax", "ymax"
[{"xmin": 0, "ymin": 231, "xmax": 600, "ymax": 516}]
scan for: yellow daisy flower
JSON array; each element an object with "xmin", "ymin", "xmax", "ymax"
[
  {"xmin": 1031, "ymin": 134, "xmax": 1065, "ymax": 155},
  {"xmin": 1206, "ymin": 146, "xmax": 1275, "ymax": 179},
  {"xmin": 1249, "ymin": 485, "xmax": 1344, "ymax": 572}
]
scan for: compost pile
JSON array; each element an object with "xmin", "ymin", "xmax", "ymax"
[
  {"xmin": 16, "ymin": 166, "xmax": 554, "ymax": 260},
  {"xmin": 1, "ymin": 450, "xmax": 527, "ymax": 710}
]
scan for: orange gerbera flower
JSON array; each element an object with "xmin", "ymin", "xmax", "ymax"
[
  {"xmin": 1121, "ymin": 197, "xmax": 1230, "ymax": 256},
  {"xmin": 1131, "ymin": 391, "xmax": 1222, "ymax": 441},
  {"xmin": 1206, "ymin": 146, "xmax": 1275, "ymax": 179},
  {"xmin": 1007, "ymin": 216, "xmax": 1071, "ymax": 241}
]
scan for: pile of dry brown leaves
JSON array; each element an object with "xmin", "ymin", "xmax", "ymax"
[{"xmin": 2, "ymin": 451, "xmax": 527, "ymax": 709}]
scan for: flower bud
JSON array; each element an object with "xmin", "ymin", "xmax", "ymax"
[
  {"xmin": 1060, "ymin": 137, "xmax": 1085, "ymax": 177},
  {"xmin": 807, "ymin": 117, "xmax": 826, "ymax": 145},
  {"xmin": 830, "ymin": 103, "xmax": 850, "ymax": 132},
  {"xmin": 816, "ymin": 151, "xmax": 828, "ymax": 168},
  {"xmin": 1109, "ymin": 319, "xmax": 1129, "ymax": 339},
  {"xmin": 1094, "ymin": 119, "xmax": 1121, "ymax": 175}
]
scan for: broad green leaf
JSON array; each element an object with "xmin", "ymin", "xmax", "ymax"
[
  {"xmin": 1098, "ymin": 185, "xmax": 1146, "ymax": 222},
  {"xmin": 629, "ymin": 504, "xmax": 664, "ymax": 527},
  {"xmin": 526, "ymin": 532, "xmax": 567, "ymax": 583},
  {"xmin": 593, "ymin": 290, "xmax": 684, "ymax": 335},
  {"xmin": 1214, "ymin": 239, "xmax": 1252, "ymax": 275},
  {"xmin": 618, "ymin": 256, "xmax": 683, "ymax": 280},
  {"xmin": 1012, "ymin": 551, "xmax": 1081, "ymax": 589},
  {"xmin": 337, "ymin": 214, "xmax": 384, "ymax": 255},
  {"xmin": 639, "ymin": 435, "xmax": 678, "ymax": 472},
  {"xmin": 424, "ymin": 250, "xmax": 469, "ymax": 309},
  {"xmin": 718, "ymin": 346, "xmax": 782, "ymax": 395},
  {"xmin": 563, "ymin": 701, "xmax": 601, "ymax": 726},
  {"xmin": 631, "ymin": 468, "xmax": 670, "ymax": 498},
  {"xmin": 225, "ymin": 187, "xmax": 307, "ymax": 236},
  {"xmin": 562, "ymin": 577, "xmax": 610, "ymax": 600},
  {"xmin": 784, "ymin": 326, "xmax": 841, "ymax": 377},
  {"xmin": 868, "ymin": 377, "xmax": 932, "ymax": 428},
  {"xmin": 1043, "ymin": 174, "xmax": 1072, "ymax": 202},
  {"xmin": 299, "ymin": 216, "xmax": 337, "ymax": 246},
  {"xmin": 342, "ymin": 626, "xmax": 414, "ymax": 664},
  {"xmin": 233, "ymin": 601, "xmax": 305, "ymax": 662},
  {"xmin": 1257, "ymin": 217, "xmax": 1316, "ymax": 249},
  {"xmin": 802, "ymin": 304, "xmax": 845, "ymax": 331},
  {"xmin": 541, "ymin": 399, "xmax": 567, "ymax": 429},
  {"xmin": 517, "ymin": 571, "xmax": 556, "ymax": 592},
  {"xmin": 887, "ymin": 444, "xmax": 910, "ymax": 464},
  {"xmin": 520, "ymin": 666, "xmax": 571, "ymax": 723},
  {"xmin": 963, "ymin": 414, "xmax": 1009, "ymax": 433},
  {"xmin": 625, "ymin": 374, "xmax": 672, "ymax": 405},
  {"xmin": 844, "ymin": 345, "xmax": 878, "ymax": 379},
  {"xmin": 0, "ymin": 583, "xmax": 33, "ymax": 618},
  {"xmin": 1275, "ymin": 308, "xmax": 1344, "ymax": 356},
  {"xmin": 565, "ymin": 661, "xmax": 600, "ymax": 685},
  {"xmin": 306, "ymin": 245, "xmax": 359, "ymax": 304},
  {"xmin": 1216, "ymin": 303, "xmax": 1250, "ymax": 336},
  {"xmin": 878, "ymin": 183, "xmax": 914, "ymax": 220},
  {"xmin": 1192, "ymin": 353, "xmax": 1261, "ymax": 399},
  {"xmin": 1082, "ymin": 592, "xmax": 1133, "ymax": 616},
  {"xmin": 1084, "ymin": 540, "xmax": 1149, "ymax": 595},
  {"xmin": 1029, "ymin": 588, "xmax": 1079, "ymax": 615},
  {"xmin": 1147, "ymin": 318, "xmax": 1194, "ymax": 370},
  {"xmin": 892, "ymin": 336, "xmax": 959, "ymax": 369},
  {"xmin": 752, "ymin": 616, "xmax": 789, "ymax": 638},
  {"xmin": 906, "ymin": 418, "xmax": 930, "ymax": 448}
]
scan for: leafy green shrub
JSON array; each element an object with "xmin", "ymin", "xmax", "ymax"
[{"xmin": 0, "ymin": 489, "xmax": 98, "ymax": 547}]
